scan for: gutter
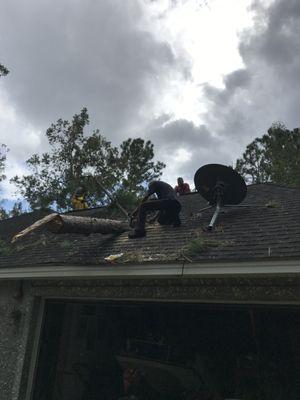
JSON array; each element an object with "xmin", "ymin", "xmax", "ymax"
[{"xmin": 0, "ymin": 259, "xmax": 299, "ymax": 280}]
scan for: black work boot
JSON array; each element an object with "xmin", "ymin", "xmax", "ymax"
[{"xmin": 128, "ymin": 228, "xmax": 146, "ymax": 239}]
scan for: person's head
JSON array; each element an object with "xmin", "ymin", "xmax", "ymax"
[
  {"xmin": 177, "ymin": 177, "xmax": 184, "ymax": 186},
  {"xmin": 75, "ymin": 185, "xmax": 87, "ymax": 196}
]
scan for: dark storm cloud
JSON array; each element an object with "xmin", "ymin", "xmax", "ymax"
[
  {"xmin": 224, "ymin": 69, "xmax": 251, "ymax": 92},
  {"xmin": 203, "ymin": 69, "xmax": 251, "ymax": 106},
  {"xmin": 0, "ymin": 0, "xmax": 188, "ymax": 139},
  {"xmin": 147, "ymin": 118, "xmax": 230, "ymax": 183},
  {"xmin": 151, "ymin": 118, "xmax": 214, "ymax": 147},
  {"xmin": 241, "ymin": 0, "xmax": 300, "ymax": 66},
  {"xmin": 202, "ymin": 0, "xmax": 300, "ymax": 158}
]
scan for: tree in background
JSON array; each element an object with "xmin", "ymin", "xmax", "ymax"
[
  {"xmin": 235, "ymin": 122, "xmax": 300, "ymax": 186},
  {"xmin": 115, "ymin": 138, "xmax": 165, "ymax": 209},
  {"xmin": 0, "ymin": 144, "xmax": 7, "ymax": 184},
  {"xmin": 12, "ymin": 108, "xmax": 117, "ymax": 210},
  {"xmin": 0, "ymin": 64, "xmax": 8, "ymax": 180},
  {"xmin": 8, "ymin": 201, "xmax": 24, "ymax": 217},
  {"xmin": 12, "ymin": 108, "xmax": 165, "ymax": 211},
  {"xmin": 0, "ymin": 145, "xmax": 9, "ymax": 219},
  {"xmin": 0, "ymin": 63, "xmax": 9, "ymax": 77}
]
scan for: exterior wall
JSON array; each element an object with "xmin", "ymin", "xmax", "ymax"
[
  {"xmin": 30, "ymin": 275, "xmax": 300, "ymax": 304},
  {"xmin": 0, "ymin": 274, "xmax": 299, "ymax": 399},
  {"xmin": 0, "ymin": 281, "xmax": 36, "ymax": 400}
]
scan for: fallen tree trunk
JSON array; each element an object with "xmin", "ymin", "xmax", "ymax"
[
  {"xmin": 11, "ymin": 213, "xmax": 129, "ymax": 242},
  {"xmin": 47, "ymin": 214, "xmax": 129, "ymax": 234}
]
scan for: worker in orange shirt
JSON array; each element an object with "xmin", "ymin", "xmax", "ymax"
[{"xmin": 174, "ymin": 177, "xmax": 190, "ymax": 196}]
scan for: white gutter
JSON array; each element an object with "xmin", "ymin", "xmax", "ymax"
[{"xmin": 0, "ymin": 259, "xmax": 299, "ymax": 280}]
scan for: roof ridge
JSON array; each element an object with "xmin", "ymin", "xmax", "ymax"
[{"xmin": 247, "ymin": 183, "xmax": 300, "ymax": 190}]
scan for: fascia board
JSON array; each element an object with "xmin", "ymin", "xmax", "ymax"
[
  {"xmin": 0, "ymin": 263, "xmax": 183, "ymax": 280},
  {"xmin": 0, "ymin": 259, "xmax": 299, "ymax": 280},
  {"xmin": 183, "ymin": 259, "xmax": 300, "ymax": 276}
]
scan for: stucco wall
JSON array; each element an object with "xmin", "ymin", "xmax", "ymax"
[
  {"xmin": 30, "ymin": 275, "xmax": 300, "ymax": 303},
  {"xmin": 0, "ymin": 281, "xmax": 35, "ymax": 400}
]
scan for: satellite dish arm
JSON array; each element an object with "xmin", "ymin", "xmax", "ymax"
[{"xmin": 207, "ymin": 202, "xmax": 222, "ymax": 230}]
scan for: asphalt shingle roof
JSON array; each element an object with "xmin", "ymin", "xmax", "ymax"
[{"xmin": 0, "ymin": 184, "xmax": 299, "ymax": 267}]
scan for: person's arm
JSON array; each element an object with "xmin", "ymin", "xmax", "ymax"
[
  {"xmin": 141, "ymin": 193, "xmax": 151, "ymax": 203},
  {"xmin": 131, "ymin": 181, "xmax": 157, "ymax": 216},
  {"xmin": 131, "ymin": 192, "xmax": 151, "ymax": 216}
]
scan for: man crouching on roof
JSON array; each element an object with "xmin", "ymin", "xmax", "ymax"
[{"xmin": 128, "ymin": 181, "xmax": 181, "ymax": 239}]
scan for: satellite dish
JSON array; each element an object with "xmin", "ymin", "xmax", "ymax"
[
  {"xmin": 194, "ymin": 164, "xmax": 247, "ymax": 230},
  {"xmin": 194, "ymin": 164, "xmax": 247, "ymax": 205}
]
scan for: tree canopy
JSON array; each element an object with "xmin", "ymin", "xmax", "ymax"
[
  {"xmin": 235, "ymin": 122, "xmax": 300, "ymax": 187},
  {"xmin": 0, "ymin": 63, "xmax": 9, "ymax": 77},
  {"xmin": 0, "ymin": 144, "xmax": 7, "ymax": 184},
  {"xmin": 12, "ymin": 108, "xmax": 165, "ymax": 211},
  {"xmin": 0, "ymin": 145, "xmax": 8, "ymax": 219}
]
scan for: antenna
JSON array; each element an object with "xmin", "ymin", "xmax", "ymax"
[{"xmin": 194, "ymin": 164, "xmax": 247, "ymax": 230}]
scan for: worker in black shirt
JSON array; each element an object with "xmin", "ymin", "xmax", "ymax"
[{"xmin": 128, "ymin": 181, "xmax": 181, "ymax": 239}]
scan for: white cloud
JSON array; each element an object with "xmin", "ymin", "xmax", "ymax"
[{"xmin": 0, "ymin": 87, "xmax": 42, "ymax": 200}]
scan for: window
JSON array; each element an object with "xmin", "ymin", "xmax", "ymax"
[{"xmin": 32, "ymin": 301, "xmax": 299, "ymax": 400}]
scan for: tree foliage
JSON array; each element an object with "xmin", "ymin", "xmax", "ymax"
[
  {"xmin": 0, "ymin": 144, "xmax": 8, "ymax": 184},
  {"xmin": 119, "ymin": 138, "xmax": 165, "ymax": 193},
  {"xmin": 0, "ymin": 144, "xmax": 8, "ymax": 220},
  {"xmin": 0, "ymin": 63, "xmax": 9, "ymax": 77},
  {"xmin": 0, "ymin": 201, "xmax": 24, "ymax": 220},
  {"xmin": 9, "ymin": 201, "xmax": 24, "ymax": 217},
  {"xmin": 235, "ymin": 122, "xmax": 300, "ymax": 187},
  {"xmin": 12, "ymin": 108, "xmax": 165, "ymax": 211},
  {"xmin": 0, "ymin": 64, "xmax": 10, "ymax": 218}
]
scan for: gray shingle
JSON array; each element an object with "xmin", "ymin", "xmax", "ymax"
[{"xmin": 0, "ymin": 184, "xmax": 299, "ymax": 267}]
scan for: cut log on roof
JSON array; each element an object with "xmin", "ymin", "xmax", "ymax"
[
  {"xmin": 11, "ymin": 213, "xmax": 129, "ymax": 243},
  {"xmin": 11, "ymin": 213, "xmax": 59, "ymax": 243},
  {"xmin": 47, "ymin": 214, "xmax": 129, "ymax": 234}
]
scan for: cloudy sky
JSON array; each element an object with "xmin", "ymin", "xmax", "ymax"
[{"xmin": 1, "ymin": 0, "xmax": 300, "ymax": 205}]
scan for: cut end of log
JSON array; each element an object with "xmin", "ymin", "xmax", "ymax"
[
  {"xmin": 11, "ymin": 213, "xmax": 129, "ymax": 242},
  {"xmin": 11, "ymin": 213, "xmax": 59, "ymax": 243}
]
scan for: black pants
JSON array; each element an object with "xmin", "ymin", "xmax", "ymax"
[{"xmin": 136, "ymin": 199, "xmax": 181, "ymax": 231}]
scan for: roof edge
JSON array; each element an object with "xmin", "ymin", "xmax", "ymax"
[
  {"xmin": 0, "ymin": 259, "xmax": 299, "ymax": 280},
  {"xmin": 247, "ymin": 182, "xmax": 300, "ymax": 190}
]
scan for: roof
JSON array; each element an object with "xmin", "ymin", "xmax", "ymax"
[{"xmin": 0, "ymin": 184, "xmax": 299, "ymax": 268}]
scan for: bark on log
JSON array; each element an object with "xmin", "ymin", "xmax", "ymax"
[
  {"xmin": 11, "ymin": 213, "xmax": 129, "ymax": 242},
  {"xmin": 47, "ymin": 214, "xmax": 129, "ymax": 234}
]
